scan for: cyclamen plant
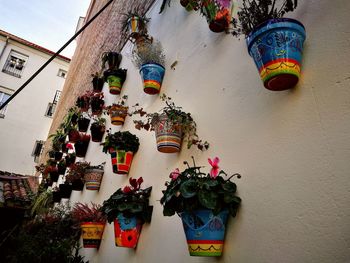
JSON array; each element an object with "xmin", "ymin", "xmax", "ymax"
[{"xmin": 160, "ymin": 157, "xmax": 241, "ymax": 217}]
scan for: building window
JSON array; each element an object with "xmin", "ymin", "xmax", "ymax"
[
  {"xmin": 45, "ymin": 103, "xmax": 56, "ymax": 117},
  {"xmin": 57, "ymin": 69, "xmax": 67, "ymax": 78},
  {"xmin": 2, "ymin": 50, "xmax": 29, "ymax": 78},
  {"xmin": 0, "ymin": 90, "xmax": 11, "ymax": 118},
  {"xmin": 32, "ymin": 140, "xmax": 45, "ymax": 163}
]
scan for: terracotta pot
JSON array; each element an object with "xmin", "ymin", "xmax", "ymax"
[
  {"xmin": 113, "ymin": 214, "xmax": 142, "ymax": 248},
  {"xmin": 90, "ymin": 124, "xmax": 105, "ymax": 142},
  {"xmin": 109, "ymin": 149, "xmax": 134, "ymax": 175},
  {"xmin": 78, "ymin": 117, "xmax": 90, "ymax": 132},
  {"xmin": 81, "ymin": 222, "xmax": 105, "ymax": 248},
  {"xmin": 180, "ymin": 209, "xmax": 229, "ymax": 257},
  {"xmin": 109, "ymin": 105, "xmax": 128, "ymax": 126},
  {"xmin": 139, "ymin": 63, "xmax": 165, "ymax": 95},
  {"xmin": 246, "ymin": 18, "xmax": 306, "ymax": 91},
  {"xmin": 155, "ymin": 115, "xmax": 183, "ymax": 153},
  {"xmin": 92, "ymin": 77, "xmax": 104, "ymax": 92},
  {"xmin": 85, "ymin": 167, "xmax": 104, "ymax": 191}
]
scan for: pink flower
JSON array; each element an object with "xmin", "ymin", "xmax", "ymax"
[
  {"xmin": 208, "ymin": 157, "xmax": 220, "ymax": 178},
  {"xmin": 216, "ymin": 0, "xmax": 231, "ymax": 8},
  {"xmin": 170, "ymin": 168, "xmax": 180, "ymax": 181}
]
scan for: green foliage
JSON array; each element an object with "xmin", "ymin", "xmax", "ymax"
[
  {"xmin": 232, "ymin": 0, "xmax": 298, "ymax": 37},
  {"xmin": 101, "ymin": 177, "xmax": 153, "ymax": 224},
  {"xmin": 133, "ymin": 94, "xmax": 209, "ymax": 151},
  {"xmin": 30, "ymin": 189, "xmax": 53, "ymax": 216},
  {"xmin": 5, "ymin": 205, "xmax": 85, "ymax": 263},
  {"xmin": 101, "ymin": 130, "xmax": 140, "ymax": 154},
  {"xmin": 160, "ymin": 157, "xmax": 241, "ymax": 217}
]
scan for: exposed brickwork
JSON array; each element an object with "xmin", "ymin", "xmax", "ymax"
[{"xmin": 40, "ymin": 0, "xmax": 155, "ymax": 163}]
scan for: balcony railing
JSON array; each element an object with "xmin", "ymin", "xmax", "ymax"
[{"xmin": 2, "ymin": 60, "xmax": 25, "ymax": 78}]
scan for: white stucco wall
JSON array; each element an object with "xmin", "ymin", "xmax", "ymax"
[
  {"xmin": 0, "ymin": 38, "xmax": 69, "ymax": 174},
  {"xmin": 68, "ymin": 0, "xmax": 350, "ymax": 262}
]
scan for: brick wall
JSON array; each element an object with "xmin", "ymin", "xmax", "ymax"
[{"xmin": 40, "ymin": 0, "xmax": 155, "ymax": 163}]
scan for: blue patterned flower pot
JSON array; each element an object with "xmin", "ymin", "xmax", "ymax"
[
  {"xmin": 139, "ymin": 63, "xmax": 165, "ymax": 95},
  {"xmin": 114, "ymin": 214, "xmax": 142, "ymax": 248},
  {"xmin": 247, "ymin": 18, "xmax": 306, "ymax": 91},
  {"xmin": 180, "ymin": 209, "xmax": 229, "ymax": 257}
]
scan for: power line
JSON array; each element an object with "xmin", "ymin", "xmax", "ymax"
[{"xmin": 0, "ymin": 0, "xmax": 115, "ymax": 111}]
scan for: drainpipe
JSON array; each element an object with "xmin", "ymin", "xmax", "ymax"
[{"xmin": 0, "ymin": 36, "xmax": 10, "ymax": 61}]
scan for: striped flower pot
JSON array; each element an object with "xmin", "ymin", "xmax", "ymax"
[
  {"xmin": 180, "ymin": 209, "xmax": 229, "ymax": 257},
  {"xmin": 81, "ymin": 222, "xmax": 105, "ymax": 248},
  {"xmin": 108, "ymin": 105, "xmax": 128, "ymax": 126},
  {"xmin": 104, "ymin": 69, "xmax": 127, "ymax": 95},
  {"xmin": 85, "ymin": 167, "xmax": 104, "ymax": 191},
  {"xmin": 155, "ymin": 115, "xmax": 183, "ymax": 153},
  {"xmin": 128, "ymin": 16, "xmax": 144, "ymax": 38},
  {"xmin": 247, "ymin": 18, "xmax": 306, "ymax": 91},
  {"xmin": 139, "ymin": 63, "xmax": 165, "ymax": 95},
  {"xmin": 109, "ymin": 149, "xmax": 134, "ymax": 175},
  {"xmin": 114, "ymin": 214, "xmax": 142, "ymax": 248}
]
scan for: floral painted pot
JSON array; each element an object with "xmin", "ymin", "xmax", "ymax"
[
  {"xmin": 109, "ymin": 105, "xmax": 128, "ymax": 126},
  {"xmin": 81, "ymin": 222, "xmax": 105, "ymax": 248},
  {"xmin": 85, "ymin": 167, "xmax": 104, "ymax": 191},
  {"xmin": 114, "ymin": 214, "xmax": 142, "ymax": 248},
  {"xmin": 246, "ymin": 18, "xmax": 306, "ymax": 91},
  {"xmin": 180, "ymin": 209, "xmax": 229, "ymax": 257},
  {"xmin": 155, "ymin": 115, "xmax": 183, "ymax": 153},
  {"xmin": 139, "ymin": 63, "xmax": 165, "ymax": 95},
  {"xmin": 109, "ymin": 149, "xmax": 134, "ymax": 174}
]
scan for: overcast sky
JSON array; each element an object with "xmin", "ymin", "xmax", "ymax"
[{"xmin": 0, "ymin": 0, "xmax": 91, "ymax": 58}]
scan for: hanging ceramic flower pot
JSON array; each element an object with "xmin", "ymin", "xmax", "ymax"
[
  {"xmin": 92, "ymin": 76, "xmax": 104, "ymax": 92},
  {"xmin": 246, "ymin": 18, "xmax": 306, "ymax": 91},
  {"xmin": 109, "ymin": 149, "xmax": 134, "ymax": 175},
  {"xmin": 85, "ymin": 166, "xmax": 104, "ymax": 191},
  {"xmin": 90, "ymin": 123, "xmax": 106, "ymax": 142},
  {"xmin": 113, "ymin": 214, "xmax": 142, "ymax": 248},
  {"xmin": 202, "ymin": 0, "xmax": 233, "ymax": 33},
  {"xmin": 52, "ymin": 191, "xmax": 61, "ymax": 203},
  {"xmin": 81, "ymin": 222, "xmax": 105, "ymax": 248},
  {"xmin": 104, "ymin": 69, "xmax": 127, "ymax": 95},
  {"xmin": 71, "ymin": 179, "xmax": 84, "ymax": 191},
  {"xmin": 78, "ymin": 117, "xmax": 90, "ymax": 132},
  {"xmin": 108, "ymin": 105, "xmax": 128, "ymax": 125},
  {"xmin": 180, "ymin": 209, "xmax": 229, "ymax": 257},
  {"xmin": 59, "ymin": 183, "xmax": 73, "ymax": 199},
  {"xmin": 180, "ymin": 0, "xmax": 200, "ymax": 11},
  {"xmin": 139, "ymin": 63, "xmax": 165, "ymax": 95},
  {"xmin": 74, "ymin": 135, "xmax": 91, "ymax": 158},
  {"xmin": 128, "ymin": 16, "xmax": 144, "ymax": 38},
  {"xmin": 155, "ymin": 115, "xmax": 183, "ymax": 153},
  {"xmin": 68, "ymin": 129, "xmax": 80, "ymax": 143}
]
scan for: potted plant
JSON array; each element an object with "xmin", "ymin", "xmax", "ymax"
[
  {"xmin": 90, "ymin": 117, "xmax": 106, "ymax": 142},
  {"xmin": 132, "ymin": 39, "xmax": 166, "ymax": 95},
  {"xmin": 84, "ymin": 163, "xmax": 105, "ymax": 191},
  {"xmin": 66, "ymin": 162, "xmax": 90, "ymax": 191},
  {"xmin": 101, "ymin": 177, "xmax": 152, "ymax": 248},
  {"xmin": 59, "ymin": 181, "xmax": 73, "ymax": 199},
  {"xmin": 92, "ymin": 72, "xmax": 105, "ymax": 92},
  {"xmin": 121, "ymin": 10, "xmax": 150, "ymax": 38},
  {"xmin": 90, "ymin": 92, "xmax": 105, "ymax": 115},
  {"xmin": 76, "ymin": 94, "xmax": 90, "ymax": 112},
  {"xmin": 133, "ymin": 94, "xmax": 209, "ymax": 153},
  {"xmin": 200, "ymin": 0, "xmax": 233, "ymax": 32},
  {"xmin": 57, "ymin": 159, "xmax": 67, "ymax": 175},
  {"xmin": 103, "ymin": 68, "xmax": 127, "ymax": 95},
  {"xmin": 105, "ymin": 95, "xmax": 129, "ymax": 126},
  {"xmin": 72, "ymin": 202, "xmax": 107, "ymax": 249},
  {"xmin": 52, "ymin": 186, "xmax": 61, "ymax": 203},
  {"xmin": 65, "ymin": 152, "xmax": 76, "ymax": 167},
  {"xmin": 231, "ymin": 0, "xmax": 305, "ymax": 91},
  {"xmin": 160, "ymin": 157, "xmax": 241, "ymax": 257},
  {"xmin": 181, "ymin": 0, "xmax": 200, "ymax": 11},
  {"xmin": 45, "ymin": 159, "xmax": 59, "ymax": 183},
  {"xmin": 77, "ymin": 114, "xmax": 90, "ymax": 132},
  {"xmin": 101, "ymin": 51, "xmax": 122, "ymax": 70},
  {"xmin": 74, "ymin": 134, "xmax": 91, "ymax": 158},
  {"xmin": 101, "ymin": 130, "xmax": 140, "ymax": 175}
]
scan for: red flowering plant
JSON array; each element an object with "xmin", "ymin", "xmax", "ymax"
[
  {"xmin": 72, "ymin": 202, "xmax": 107, "ymax": 223},
  {"xmin": 101, "ymin": 177, "xmax": 153, "ymax": 224},
  {"xmin": 160, "ymin": 156, "xmax": 241, "ymax": 217}
]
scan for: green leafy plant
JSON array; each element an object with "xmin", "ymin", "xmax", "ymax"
[
  {"xmin": 101, "ymin": 177, "xmax": 153, "ymax": 223},
  {"xmin": 232, "ymin": 0, "xmax": 298, "ymax": 37},
  {"xmin": 160, "ymin": 156, "xmax": 241, "ymax": 217},
  {"xmin": 132, "ymin": 94, "xmax": 209, "ymax": 151},
  {"xmin": 72, "ymin": 202, "xmax": 107, "ymax": 223},
  {"xmin": 48, "ymin": 128, "xmax": 67, "ymax": 151},
  {"xmin": 101, "ymin": 130, "xmax": 140, "ymax": 154}
]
